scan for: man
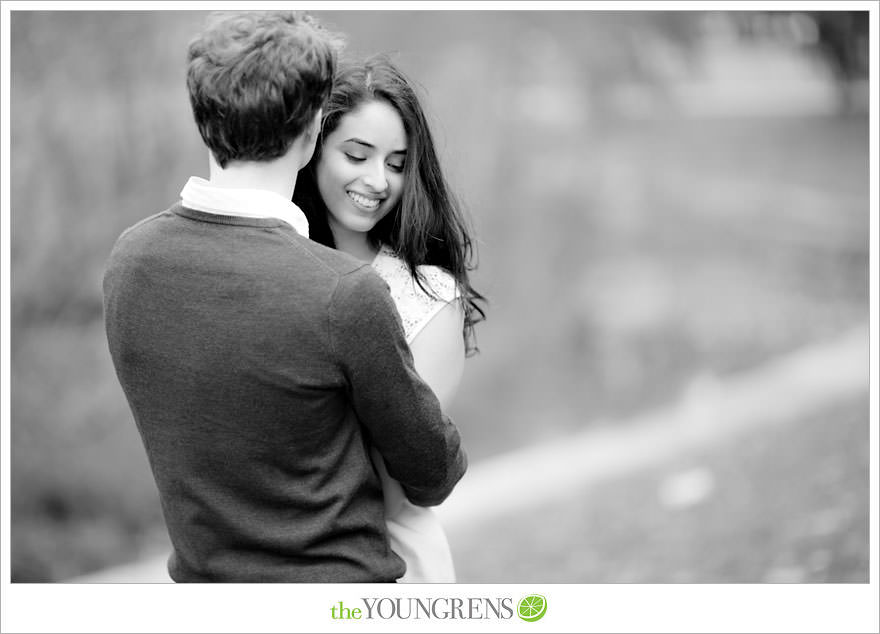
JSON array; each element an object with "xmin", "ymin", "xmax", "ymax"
[{"xmin": 102, "ymin": 11, "xmax": 466, "ymax": 582}]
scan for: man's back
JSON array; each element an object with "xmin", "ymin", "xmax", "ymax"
[{"xmin": 103, "ymin": 204, "xmax": 465, "ymax": 582}]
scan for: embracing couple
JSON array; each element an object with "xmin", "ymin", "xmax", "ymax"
[{"xmin": 102, "ymin": 11, "xmax": 485, "ymax": 583}]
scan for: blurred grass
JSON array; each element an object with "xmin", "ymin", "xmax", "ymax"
[
  {"xmin": 8, "ymin": 11, "xmax": 869, "ymax": 581},
  {"xmin": 450, "ymin": 397, "xmax": 869, "ymax": 582},
  {"xmin": 451, "ymin": 114, "xmax": 868, "ymax": 458}
]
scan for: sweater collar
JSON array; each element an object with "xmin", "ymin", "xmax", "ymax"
[{"xmin": 180, "ymin": 176, "xmax": 309, "ymax": 238}]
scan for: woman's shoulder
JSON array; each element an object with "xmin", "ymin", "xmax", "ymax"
[
  {"xmin": 373, "ymin": 245, "xmax": 459, "ymax": 303},
  {"xmin": 414, "ymin": 263, "xmax": 459, "ymax": 304},
  {"xmin": 372, "ymin": 244, "xmax": 461, "ymax": 342}
]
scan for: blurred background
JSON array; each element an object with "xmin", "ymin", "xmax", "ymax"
[{"xmin": 8, "ymin": 10, "xmax": 870, "ymax": 582}]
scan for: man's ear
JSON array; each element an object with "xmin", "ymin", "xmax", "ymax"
[
  {"xmin": 308, "ymin": 109, "xmax": 322, "ymax": 142},
  {"xmin": 297, "ymin": 108, "xmax": 324, "ymax": 169}
]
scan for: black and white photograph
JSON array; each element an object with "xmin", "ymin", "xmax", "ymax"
[{"xmin": 1, "ymin": 3, "xmax": 876, "ymax": 633}]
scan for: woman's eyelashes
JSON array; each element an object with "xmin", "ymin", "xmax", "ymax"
[{"xmin": 343, "ymin": 152, "xmax": 404, "ymax": 173}]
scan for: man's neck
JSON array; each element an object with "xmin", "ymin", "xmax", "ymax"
[{"xmin": 207, "ymin": 153, "xmax": 299, "ymax": 200}]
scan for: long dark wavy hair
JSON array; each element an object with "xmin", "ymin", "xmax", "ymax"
[{"xmin": 293, "ymin": 55, "xmax": 486, "ymax": 355}]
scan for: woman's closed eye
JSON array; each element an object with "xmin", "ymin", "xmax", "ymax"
[{"xmin": 345, "ymin": 152, "xmax": 404, "ymax": 173}]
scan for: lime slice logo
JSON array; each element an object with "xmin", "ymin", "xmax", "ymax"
[{"xmin": 517, "ymin": 594, "xmax": 547, "ymax": 622}]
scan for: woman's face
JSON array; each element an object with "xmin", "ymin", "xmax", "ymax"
[{"xmin": 316, "ymin": 99, "xmax": 407, "ymax": 242}]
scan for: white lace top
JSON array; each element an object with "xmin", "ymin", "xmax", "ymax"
[{"xmin": 371, "ymin": 244, "xmax": 460, "ymax": 343}]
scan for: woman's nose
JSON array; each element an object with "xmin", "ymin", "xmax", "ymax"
[{"xmin": 362, "ymin": 161, "xmax": 388, "ymax": 192}]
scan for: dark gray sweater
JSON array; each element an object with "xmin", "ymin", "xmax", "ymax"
[{"xmin": 102, "ymin": 204, "xmax": 467, "ymax": 582}]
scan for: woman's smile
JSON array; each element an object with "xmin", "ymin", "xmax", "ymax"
[{"xmin": 346, "ymin": 190, "xmax": 384, "ymax": 211}]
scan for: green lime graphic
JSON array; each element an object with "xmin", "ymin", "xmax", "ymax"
[{"xmin": 517, "ymin": 595, "xmax": 547, "ymax": 622}]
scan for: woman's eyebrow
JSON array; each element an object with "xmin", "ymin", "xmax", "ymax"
[{"xmin": 344, "ymin": 138, "xmax": 406, "ymax": 154}]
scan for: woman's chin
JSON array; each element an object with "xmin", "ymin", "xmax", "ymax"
[{"xmin": 337, "ymin": 217, "xmax": 377, "ymax": 236}]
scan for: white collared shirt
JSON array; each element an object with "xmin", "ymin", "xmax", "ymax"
[{"xmin": 180, "ymin": 176, "xmax": 309, "ymax": 238}]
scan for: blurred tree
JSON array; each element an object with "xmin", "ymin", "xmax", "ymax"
[
  {"xmin": 807, "ymin": 11, "xmax": 869, "ymax": 113},
  {"xmin": 808, "ymin": 11, "xmax": 869, "ymax": 80},
  {"xmin": 732, "ymin": 10, "xmax": 869, "ymax": 114}
]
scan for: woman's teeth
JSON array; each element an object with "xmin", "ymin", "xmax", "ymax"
[{"xmin": 347, "ymin": 191, "xmax": 380, "ymax": 209}]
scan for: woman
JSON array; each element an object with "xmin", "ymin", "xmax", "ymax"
[{"xmin": 293, "ymin": 56, "xmax": 485, "ymax": 582}]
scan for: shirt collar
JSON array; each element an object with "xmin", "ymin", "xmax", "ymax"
[{"xmin": 180, "ymin": 176, "xmax": 309, "ymax": 238}]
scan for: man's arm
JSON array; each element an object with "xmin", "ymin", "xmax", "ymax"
[{"xmin": 329, "ymin": 267, "xmax": 467, "ymax": 507}]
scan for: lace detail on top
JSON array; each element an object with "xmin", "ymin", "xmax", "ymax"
[{"xmin": 371, "ymin": 245, "xmax": 460, "ymax": 344}]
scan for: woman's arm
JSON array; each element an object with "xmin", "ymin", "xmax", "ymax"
[{"xmin": 408, "ymin": 300, "xmax": 466, "ymax": 409}]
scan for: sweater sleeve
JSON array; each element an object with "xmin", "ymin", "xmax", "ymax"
[{"xmin": 329, "ymin": 266, "xmax": 467, "ymax": 507}]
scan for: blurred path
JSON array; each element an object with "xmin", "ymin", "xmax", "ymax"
[
  {"xmin": 438, "ymin": 323, "xmax": 867, "ymax": 527},
  {"xmin": 69, "ymin": 323, "xmax": 867, "ymax": 583}
]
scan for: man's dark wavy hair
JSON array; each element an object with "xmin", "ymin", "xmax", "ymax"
[
  {"xmin": 187, "ymin": 11, "xmax": 343, "ymax": 167},
  {"xmin": 294, "ymin": 55, "xmax": 486, "ymax": 355}
]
